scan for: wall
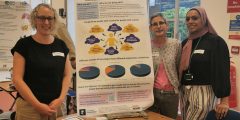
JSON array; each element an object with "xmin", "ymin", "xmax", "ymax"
[
  {"xmin": 30, "ymin": 0, "xmax": 42, "ymax": 8},
  {"xmin": 66, "ymin": 0, "xmax": 76, "ymax": 45},
  {"xmin": 201, "ymin": 0, "xmax": 240, "ymax": 111},
  {"xmin": 50, "ymin": 0, "xmax": 76, "ymax": 44},
  {"xmin": 51, "ymin": 0, "xmax": 66, "ymax": 23}
]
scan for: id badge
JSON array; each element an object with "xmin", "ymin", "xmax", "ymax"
[
  {"xmin": 152, "ymin": 51, "xmax": 159, "ymax": 57},
  {"xmin": 184, "ymin": 73, "xmax": 193, "ymax": 81}
]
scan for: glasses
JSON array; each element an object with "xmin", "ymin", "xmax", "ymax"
[
  {"xmin": 151, "ymin": 21, "xmax": 165, "ymax": 27},
  {"xmin": 36, "ymin": 15, "xmax": 55, "ymax": 22},
  {"xmin": 186, "ymin": 16, "xmax": 199, "ymax": 21}
]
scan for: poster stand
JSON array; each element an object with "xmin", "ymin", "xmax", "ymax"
[{"xmin": 105, "ymin": 111, "xmax": 148, "ymax": 120}]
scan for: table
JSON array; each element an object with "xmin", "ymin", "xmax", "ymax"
[
  {"xmin": 57, "ymin": 111, "xmax": 174, "ymax": 120},
  {"xmin": 0, "ymin": 81, "xmax": 17, "ymax": 111}
]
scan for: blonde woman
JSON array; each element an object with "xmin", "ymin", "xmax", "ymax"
[{"xmin": 11, "ymin": 3, "xmax": 72, "ymax": 120}]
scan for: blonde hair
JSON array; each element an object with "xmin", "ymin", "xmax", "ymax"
[{"xmin": 30, "ymin": 3, "xmax": 59, "ymax": 31}]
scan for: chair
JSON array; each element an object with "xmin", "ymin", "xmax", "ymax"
[
  {"xmin": 206, "ymin": 109, "xmax": 240, "ymax": 120},
  {"xmin": 0, "ymin": 82, "xmax": 17, "ymax": 111}
]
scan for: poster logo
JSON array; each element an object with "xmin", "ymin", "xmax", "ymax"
[{"xmin": 79, "ymin": 109, "xmax": 86, "ymax": 115}]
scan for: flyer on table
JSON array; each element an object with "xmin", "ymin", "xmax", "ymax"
[{"xmin": 75, "ymin": 0, "xmax": 154, "ymax": 116}]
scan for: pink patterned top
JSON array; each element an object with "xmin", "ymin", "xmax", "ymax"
[{"xmin": 154, "ymin": 63, "xmax": 174, "ymax": 91}]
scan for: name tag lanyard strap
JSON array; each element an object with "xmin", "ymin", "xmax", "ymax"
[{"xmin": 187, "ymin": 37, "xmax": 202, "ymax": 74}]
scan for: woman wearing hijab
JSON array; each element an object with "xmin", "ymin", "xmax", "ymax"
[{"xmin": 179, "ymin": 7, "xmax": 230, "ymax": 120}]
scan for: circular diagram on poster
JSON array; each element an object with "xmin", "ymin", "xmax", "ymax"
[
  {"xmin": 130, "ymin": 64, "xmax": 151, "ymax": 77},
  {"xmin": 79, "ymin": 66, "xmax": 100, "ymax": 80},
  {"xmin": 105, "ymin": 65, "xmax": 125, "ymax": 78}
]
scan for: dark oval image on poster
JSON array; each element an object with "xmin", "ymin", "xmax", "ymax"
[
  {"xmin": 130, "ymin": 64, "xmax": 151, "ymax": 77},
  {"xmin": 79, "ymin": 66, "xmax": 100, "ymax": 80},
  {"xmin": 105, "ymin": 65, "xmax": 125, "ymax": 78}
]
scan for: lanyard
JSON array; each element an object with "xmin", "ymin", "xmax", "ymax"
[{"xmin": 187, "ymin": 37, "xmax": 202, "ymax": 73}]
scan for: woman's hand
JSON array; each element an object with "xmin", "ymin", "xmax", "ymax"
[
  {"xmin": 49, "ymin": 98, "xmax": 64, "ymax": 110},
  {"xmin": 214, "ymin": 102, "xmax": 229, "ymax": 120},
  {"xmin": 35, "ymin": 102, "xmax": 56, "ymax": 116}
]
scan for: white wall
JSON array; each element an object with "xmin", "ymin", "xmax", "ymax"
[
  {"xmin": 201, "ymin": 0, "xmax": 240, "ymax": 111},
  {"xmin": 66, "ymin": 0, "xmax": 76, "ymax": 45},
  {"xmin": 30, "ymin": 0, "xmax": 42, "ymax": 8},
  {"xmin": 51, "ymin": 0, "xmax": 76, "ymax": 44},
  {"xmin": 201, "ymin": 0, "xmax": 229, "ymax": 40},
  {"xmin": 51, "ymin": 0, "xmax": 66, "ymax": 23}
]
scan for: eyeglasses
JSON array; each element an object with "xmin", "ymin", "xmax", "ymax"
[
  {"xmin": 186, "ymin": 16, "xmax": 199, "ymax": 21},
  {"xmin": 36, "ymin": 15, "xmax": 55, "ymax": 22},
  {"xmin": 151, "ymin": 21, "xmax": 166, "ymax": 27}
]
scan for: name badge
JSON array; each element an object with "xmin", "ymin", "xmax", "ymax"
[
  {"xmin": 194, "ymin": 49, "xmax": 205, "ymax": 54},
  {"xmin": 152, "ymin": 51, "xmax": 159, "ymax": 57},
  {"xmin": 52, "ymin": 52, "xmax": 64, "ymax": 57}
]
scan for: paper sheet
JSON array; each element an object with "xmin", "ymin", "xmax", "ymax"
[{"xmin": 0, "ymin": 71, "xmax": 11, "ymax": 82}]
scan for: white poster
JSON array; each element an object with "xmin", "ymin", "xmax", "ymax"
[
  {"xmin": 229, "ymin": 13, "xmax": 240, "ymax": 40},
  {"xmin": 75, "ymin": 0, "xmax": 154, "ymax": 116},
  {"xmin": 0, "ymin": 0, "xmax": 32, "ymax": 70}
]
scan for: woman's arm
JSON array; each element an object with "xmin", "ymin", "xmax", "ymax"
[
  {"xmin": 211, "ymin": 36, "xmax": 230, "ymax": 120},
  {"xmin": 215, "ymin": 97, "xmax": 229, "ymax": 119},
  {"xmin": 12, "ymin": 52, "xmax": 56, "ymax": 116}
]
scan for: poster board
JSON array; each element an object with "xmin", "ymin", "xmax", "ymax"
[
  {"xmin": 0, "ymin": 0, "xmax": 32, "ymax": 70},
  {"xmin": 75, "ymin": 0, "xmax": 154, "ymax": 116}
]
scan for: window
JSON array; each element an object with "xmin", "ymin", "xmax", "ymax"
[
  {"xmin": 42, "ymin": 0, "xmax": 51, "ymax": 4},
  {"xmin": 149, "ymin": 0, "xmax": 200, "ymax": 41}
]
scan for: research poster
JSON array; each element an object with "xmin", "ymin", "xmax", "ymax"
[
  {"xmin": 75, "ymin": 0, "xmax": 154, "ymax": 116},
  {"xmin": 229, "ymin": 13, "xmax": 240, "ymax": 40},
  {"xmin": 227, "ymin": 0, "xmax": 240, "ymax": 13},
  {"xmin": 0, "ymin": 0, "xmax": 32, "ymax": 70}
]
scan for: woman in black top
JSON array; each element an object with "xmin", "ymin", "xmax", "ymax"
[
  {"xmin": 11, "ymin": 3, "xmax": 72, "ymax": 120},
  {"xmin": 179, "ymin": 7, "xmax": 230, "ymax": 120}
]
